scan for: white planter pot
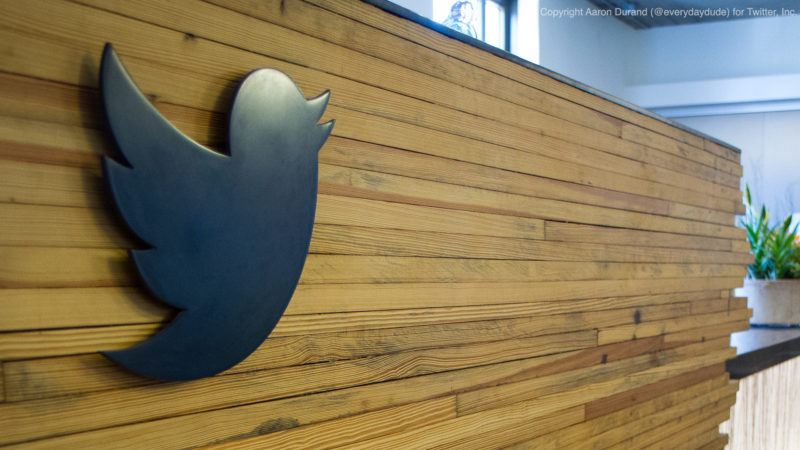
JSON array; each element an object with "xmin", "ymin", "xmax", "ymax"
[{"xmin": 740, "ymin": 279, "xmax": 800, "ymax": 326}]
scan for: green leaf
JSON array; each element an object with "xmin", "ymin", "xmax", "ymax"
[{"xmin": 738, "ymin": 184, "xmax": 800, "ymax": 279}]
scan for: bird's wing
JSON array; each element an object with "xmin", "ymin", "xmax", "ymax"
[{"xmin": 100, "ymin": 44, "xmax": 228, "ymax": 309}]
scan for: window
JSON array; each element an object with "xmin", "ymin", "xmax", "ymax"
[{"xmin": 434, "ymin": 0, "xmax": 513, "ymax": 51}]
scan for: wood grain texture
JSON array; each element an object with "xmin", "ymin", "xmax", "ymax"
[
  {"xmin": 509, "ymin": 376, "xmax": 733, "ymax": 449},
  {"xmin": 74, "ymin": 0, "xmax": 741, "ymax": 199},
  {"xmin": 0, "ymin": 341, "xmax": 593, "ymax": 445},
  {"xmin": 699, "ymin": 434, "xmax": 730, "ymax": 450},
  {"xmin": 4, "ymin": 292, "xmax": 712, "ymax": 359},
  {"xmin": 597, "ymin": 308, "xmax": 752, "ymax": 345},
  {"xmin": 205, "ymin": 396, "xmax": 458, "ymax": 449},
  {"xmin": 1, "ymin": 350, "xmax": 587, "ymax": 449},
  {"xmin": 583, "ymin": 362, "xmax": 727, "ymax": 420},
  {"xmin": 8, "ymin": 129, "xmax": 729, "ymax": 225},
  {"xmin": 343, "ymin": 404, "xmax": 583, "ymax": 449},
  {"xmin": 0, "ymin": 282, "xmax": 738, "ymax": 335},
  {"xmin": 663, "ymin": 319, "xmax": 751, "ymax": 345},
  {"xmin": 725, "ymin": 356, "xmax": 800, "ymax": 450},
  {"xmin": 0, "ymin": 152, "xmax": 742, "ymax": 240},
  {"xmin": 456, "ymin": 341, "xmax": 734, "ymax": 415},
  {"xmin": 0, "ymin": 0, "xmax": 746, "ymax": 447},
  {"xmin": 301, "ymin": 0, "xmax": 737, "ymax": 159},
  {"xmin": 0, "ymin": 0, "xmax": 743, "ymax": 213},
  {"xmin": 3, "ymin": 327, "xmax": 596, "ymax": 403},
  {"xmin": 0, "ymin": 245, "xmax": 744, "ymax": 289},
  {"xmin": 608, "ymin": 399, "xmax": 735, "ymax": 449}
]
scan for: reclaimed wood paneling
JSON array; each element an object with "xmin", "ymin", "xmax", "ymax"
[{"xmin": 0, "ymin": 0, "xmax": 749, "ymax": 447}]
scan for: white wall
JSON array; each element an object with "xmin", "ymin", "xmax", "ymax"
[
  {"xmin": 676, "ymin": 111, "xmax": 800, "ymax": 222},
  {"xmin": 634, "ymin": 15, "xmax": 800, "ymax": 85},
  {"xmin": 626, "ymin": 14, "xmax": 800, "ymax": 116},
  {"xmin": 537, "ymin": 0, "xmax": 638, "ymax": 99}
]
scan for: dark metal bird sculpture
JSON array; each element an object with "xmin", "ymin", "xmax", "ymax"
[{"xmin": 100, "ymin": 44, "xmax": 333, "ymax": 381}]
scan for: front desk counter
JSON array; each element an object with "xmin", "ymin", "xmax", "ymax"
[{"xmin": 722, "ymin": 327, "xmax": 800, "ymax": 449}]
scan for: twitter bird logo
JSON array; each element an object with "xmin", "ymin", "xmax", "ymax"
[{"xmin": 100, "ymin": 44, "xmax": 333, "ymax": 381}]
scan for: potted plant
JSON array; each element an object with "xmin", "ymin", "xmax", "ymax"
[{"xmin": 739, "ymin": 185, "xmax": 800, "ymax": 325}]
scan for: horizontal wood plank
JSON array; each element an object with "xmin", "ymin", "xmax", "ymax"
[
  {"xmin": 3, "ymin": 282, "xmax": 720, "ymax": 339},
  {"xmin": 597, "ymin": 308, "xmax": 752, "ymax": 345},
  {"xmin": 310, "ymin": 226, "xmax": 751, "ymax": 263},
  {"xmin": 698, "ymin": 434, "xmax": 730, "ymax": 450},
  {"xmin": 0, "ymin": 281, "xmax": 741, "ymax": 333},
  {"xmin": 590, "ymin": 391, "xmax": 736, "ymax": 450},
  {"xmin": 0, "ymin": 246, "xmax": 136, "ymax": 288},
  {"xmin": 0, "ymin": 75, "xmax": 741, "ymax": 217},
  {"xmin": 0, "ymin": 159, "xmax": 743, "ymax": 244},
  {"xmin": 0, "ymin": 336, "xmax": 600, "ymax": 445},
  {"xmin": 206, "ymin": 396, "xmax": 458, "ymax": 449},
  {"xmin": 0, "ymin": 323, "xmax": 163, "ymax": 360},
  {"xmin": 25, "ymin": 0, "xmax": 743, "ymax": 203},
  {"xmin": 509, "ymin": 375, "xmax": 732, "ymax": 449},
  {"xmin": 13, "ymin": 293, "xmax": 724, "ymax": 360},
  {"xmin": 302, "ymin": 0, "xmax": 736, "ymax": 162},
  {"xmin": 584, "ymin": 362, "xmax": 727, "ymax": 420},
  {"xmin": 0, "ymin": 0, "xmax": 744, "ymax": 212},
  {"xmin": 344, "ymin": 403, "xmax": 583, "ymax": 449},
  {"xmin": 3, "ymin": 328, "xmax": 597, "ymax": 402},
  {"xmin": 456, "ymin": 342, "xmax": 734, "ymax": 415},
  {"xmin": 665, "ymin": 319, "xmax": 751, "ymax": 345},
  {"xmin": 609, "ymin": 399, "xmax": 735, "ymax": 449},
  {"xmin": 0, "ymin": 202, "xmax": 752, "ymax": 264},
  {"xmin": 544, "ymin": 221, "xmax": 743, "ymax": 251},
  {"xmin": 0, "ymin": 245, "xmax": 746, "ymax": 289},
  {"xmin": 0, "ymin": 123, "xmax": 738, "ymax": 239}
]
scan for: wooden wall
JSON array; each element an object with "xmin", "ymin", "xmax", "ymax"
[{"xmin": 0, "ymin": 0, "xmax": 751, "ymax": 447}]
